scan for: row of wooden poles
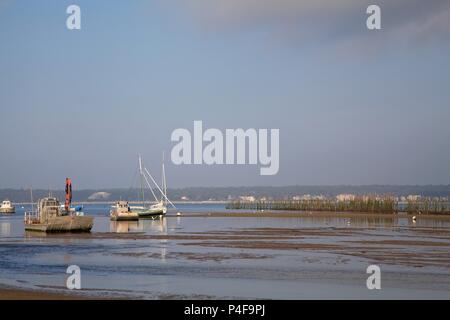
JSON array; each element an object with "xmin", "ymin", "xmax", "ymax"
[{"xmin": 226, "ymin": 197, "xmax": 450, "ymax": 214}]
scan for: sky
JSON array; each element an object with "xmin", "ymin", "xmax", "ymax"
[{"xmin": 0, "ymin": 0, "xmax": 450, "ymax": 189}]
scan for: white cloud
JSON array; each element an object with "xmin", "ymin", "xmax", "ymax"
[{"xmin": 159, "ymin": 0, "xmax": 450, "ymax": 48}]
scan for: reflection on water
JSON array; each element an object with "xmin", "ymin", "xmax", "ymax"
[
  {"xmin": 63, "ymin": 254, "xmax": 72, "ymax": 264},
  {"xmin": 160, "ymin": 247, "xmax": 167, "ymax": 262},
  {"xmin": 274, "ymin": 215, "xmax": 450, "ymax": 229},
  {"xmin": 141, "ymin": 218, "xmax": 167, "ymax": 234},
  {"xmin": 110, "ymin": 217, "xmax": 167, "ymax": 234},
  {"xmin": 110, "ymin": 221, "xmax": 139, "ymax": 233},
  {"xmin": 0, "ymin": 222, "xmax": 10, "ymax": 236}
]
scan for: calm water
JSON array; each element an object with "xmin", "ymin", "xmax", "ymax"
[{"xmin": 1, "ymin": 204, "xmax": 450, "ymax": 299}]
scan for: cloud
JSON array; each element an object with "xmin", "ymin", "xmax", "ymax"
[{"xmin": 160, "ymin": 0, "xmax": 450, "ymax": 49}]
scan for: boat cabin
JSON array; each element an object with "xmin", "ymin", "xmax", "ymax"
[
  {"xmin": 37, "ymin": 197, "xmax": 61, "ymax": 221},
  {"xmin": 1, "ymin": 200, "xmax": 12, "ymax": 207},
  {"xmin": 115, "ymin": 201, "xmax": 131, "ymax": 214}
]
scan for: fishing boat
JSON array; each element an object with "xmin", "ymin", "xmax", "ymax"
[
  {"xmin": 110, "ymin": 200, "xmax": 139, "ymax": 221},
  {"xmin": 24, "ymin": 179, "xmax": 93, "ymax": 232},
  {"xmin": 0, "ymin": 200, "xmax": 15, "ymax": 214},
  {"xmin": 132, "ymin": 155, "xmax": 175, "ymax": 218}
]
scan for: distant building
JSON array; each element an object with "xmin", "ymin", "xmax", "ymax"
[
  {"xmin": 88, "ymin": 192, "xmax": 111, "ymax": 201},
  {"xmin": 293, "ymin": 194, "xmax": 326, "ymax": 201},
  {"xmin": 239, "ymin": 196, "xmax": 256, "ymax": 202},
  {"xmin": 180, "ymin": 196, "xmax": 190, "ymax": 201},
  {"xmin": 336, "ymin": 194, "xmax": 356, "ymax": 202},
  {"xmin": 293, "ymin": 194, "xmax": 311, "ymax": 200},
  {"xmin": 407, "ymin": 195, "xmax": 421, "ymax": 201}
]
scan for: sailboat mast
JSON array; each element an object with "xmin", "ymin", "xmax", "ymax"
[
  {"xmin": 162, "ymin": 153, "xmax": 167, "ymax": 204},
  {"xmin": 138, "ymin": 155, "xmax": 145, "ymax": 206},
  {"xmin": 30, "ymin": 188, "xmax": 34, "ymax": 215}
]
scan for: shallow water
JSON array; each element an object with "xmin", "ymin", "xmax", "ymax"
[{"xmin": 1, "ymin": 204, "xmax": 450, "ymax": 299}]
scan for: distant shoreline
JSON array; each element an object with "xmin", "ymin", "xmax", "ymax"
[
  {"xmin": 2, "ymin": 185, "xmax": 450, "ymax": 204},
  {"xmin": 12, "ymin": 200, "xmax": 228, "ymax": 205},
  {"xmin": 175, "ymin": 211, "xmax": 450, "ymax": 219}
]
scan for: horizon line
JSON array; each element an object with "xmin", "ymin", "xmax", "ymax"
[{"xmin": 1, "ymin": 184, "xmax": 450, "ymax": 191}]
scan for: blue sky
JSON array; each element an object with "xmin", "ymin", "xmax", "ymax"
[{"xmin": 1, "ymin": 0, "xmax": 450, "ymax": 189}]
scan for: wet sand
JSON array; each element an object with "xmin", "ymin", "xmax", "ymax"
[
  {"xmin": 0, "ymin": 286, "xmax": 97, "ymax": 300},
  {"xmin": 13, "ymin": 212, "xmax": 450, "ymax": 269},
  {"xmin": 2, "ymin": 208, "xmax": 450, "ymax": 299},
  {"xmin": 18, "ymin": 214, "xmax": 450, "ymax": 269}
]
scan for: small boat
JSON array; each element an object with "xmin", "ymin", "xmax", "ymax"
[
  {"xmin": 0, "ymin": 200, "xmax": 15, "ymax": 214},
  {"xmin": 24, "ymin": 179, "xmax": 93, "ymax": 232},
  {"xmin": 110, "ymin": 200, "xmax": 139, "ymax": 221}
]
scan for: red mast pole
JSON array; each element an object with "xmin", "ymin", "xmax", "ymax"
[{"xmin": 65, "ymin": 178, "xmax": 72, "ymax": 213}]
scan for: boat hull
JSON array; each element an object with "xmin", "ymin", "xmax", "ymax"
[
  {"xmin": 25, "ymin": 216, "xmax": 94, "ymax": 232},
  {"xmin": 135, "ymin": 208, "xmax": 167, "ymax": 218},
  {"xmin": 0, "ymin": 207, "xmax": 15, "ymax": 214},
  {"xmin": 110, "ymin": 213, "xmax": 139, "ymax": 221}
]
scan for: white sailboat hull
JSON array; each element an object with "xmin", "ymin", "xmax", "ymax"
[{"xmin": 134, "ymin": 204, "xmax": 167, "ymax": 218}]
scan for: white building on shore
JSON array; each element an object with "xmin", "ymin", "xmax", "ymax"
[
  {"xmin": 239, "ymin": 196, "xmax": 256, "ymax": 202},
  {"xmin": 336, "ymin": 194, "xmax": 356, "ymax": 202}
]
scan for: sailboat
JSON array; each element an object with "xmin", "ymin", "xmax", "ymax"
[{"xmin": 132, "ymin": 155, "xmax": 175, "ymax": 218}]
